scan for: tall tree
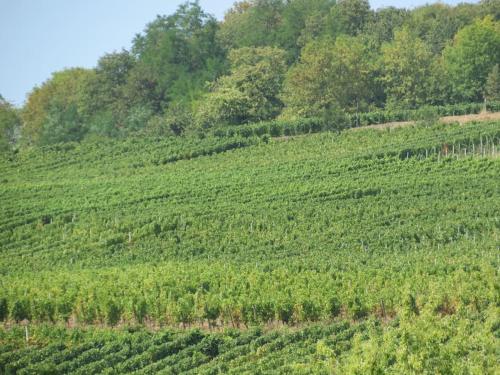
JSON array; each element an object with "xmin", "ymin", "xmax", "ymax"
[
  {"xmin": 485, "ymin": 64, "xmax": 500, "ymax": 102},
  {"xmin": 282, "ymin": 35, "xmax": 377, "ymax": 118},
  {"xmin": 197, "ymin": 47, "xmax": 287, "ymax": 126},
  {"xmin": 444, "ymin": 16, "xmax": 500, "ymax": 102},
  {"xmin": 131, "ymin": 1, "xmax": 226, "ymax": 111},
  {"xmin": 364, "ymin": 7, "xmax": 409, "ymax": 46},
  {"xmin": 277, "ymin": 0, "xmax": 335, "ymax": 59},
  {"xmin": 22, "ymin": 68, "xmax": 92, "ymax": 145},
  {"xmin": 380, "ymin": 28, "xmax": 435, "ymax": 109},
  {"xmin": 328, "ymin": 0, "xmax": 373, "ymax": 37},
  {"xmin": 217, "ymin": 0, "xmax": 285, "ymax": 50},
  {"xmin": 0, "ymin": 96, "xmax": 20, "ymax": 153},
  {"xmin": 406, "ymin": 4, "xmax": 476, "ymax": 54},
  {"xmin": 79, "ymin": 50, "xmax": 135, "ymax": 136}
]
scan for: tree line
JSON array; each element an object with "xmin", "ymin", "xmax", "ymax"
[{"xmin": 1, "ymin": 0, "xmax": 499, "ymax": 148}]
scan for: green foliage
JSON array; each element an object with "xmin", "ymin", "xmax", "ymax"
[
  {"xmin": 282, "ymin": 35, "xmax": 376, "ymax": 118},
  {"xmin": 21, "ymin": 68, "xmax": 93, "ymax": 145},
  {"xmin": 406, "ymin": 3, "xmax": 478, "ymax": 54},
  {"xmin": 105, "ymin": 300, "xmax": 122, "ymax": 326},
  {"xmin": 0, "ymin": 315, "xmax": 497, "ymax": 373},
  {"xmin": 11, "ymin": 299, "xmax": 31, "ymax": 322},
  {"xmin": 130, "ymin": 1, "xmax": 226, "ymax": 110},
  {"xmin": 380, "ymin": 28, "xmax": 436, "ymax": 109},
  {"xmin": 1, "ymin": 121, "xmax": 499, "ymax": 328},
  {"xmin": 18, "ymin": 1, "xmax": 500, "ymax": 143},
  {"xmin": 0, "ymin": 97, "xmax": 20, "ymax": 154},
  {"xmin": 0, "ymin": 121, "xmax": 499, "ymax": 372},
  {"xmin": 217, "ymin": 0, "xmax": 285, "ymax": 50},
  {"xmin": 485, "ymin": 64, "xmax": 500, "ymax": 102},
  {"xmin": 39, "ymin": 103, "xmax": 85, "ymax": 145},
  {"xmin": 415, "ymin": 105, "xmax": 440, "ymax": 126},
  {"xmin": 444, "ymin": 16, "xmax": 500, "ymax": 102},
  {"xmin": 0, "ymin": 297, "xmax": 8, "ymax": 321},
  {"xmin": 198, "ymin": 46, "xmax": 287, "ymax": 126},
  {"xmin": 329, "ymin": 0, "xmax": 372, "ymax": 37}
]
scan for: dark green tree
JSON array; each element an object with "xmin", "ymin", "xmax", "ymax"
[
  {"xmin": 198, "ymin": 46, "xmax": 287, "ymax": 126},
  {"xmin": 380, "ymin": 28, "xmax": 435, "ymax": 109},
  {"xmin": 0, "ymin": 96, "xmax": 20, "ymax": 153},
  {"xmin": 130, "ymin": 1, "xmax": 226, "ymax": 111},
  {"xmin": 485, "ymin": 64, "xmax": 500, "ymax": 102},
  {"xmin": 328, "ymin": 0, "xmax": 373, "ymax": 37},
  {"xmin": 444, "ymin": 17, "xmax": 500, "ymax": 102}
]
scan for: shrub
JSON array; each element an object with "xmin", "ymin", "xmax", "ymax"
[
  {"xmin": 0, "ymin": 298, "xmax": 8, "ymax": 321},
  {"xmin": 416, "ymin": 105, "xmax": 440, "ymax": 125},
  {"xmin": 11, "ymin": 299, "xmax": 31, "ymax": 322},
  {"xmin": 276, "ymin": 301, "xmax": 294, "ymax": 324},
  {"xmin": 106, "ymin": 299, "xmax": 122, "ymax": 326}
]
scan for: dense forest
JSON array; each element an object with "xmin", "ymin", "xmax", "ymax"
[{"xmin": 0, "ymin": 0, "xmax": 499, "ymax": 149}]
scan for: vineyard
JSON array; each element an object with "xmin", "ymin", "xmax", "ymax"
[{"xmin": 1, "ymin": 120, "xmax": 499, "ymax": 373}]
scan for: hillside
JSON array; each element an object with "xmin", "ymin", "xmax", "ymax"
[{"xmin": 1, "ymin": 120, "xmax": 499, "ymax": 373}]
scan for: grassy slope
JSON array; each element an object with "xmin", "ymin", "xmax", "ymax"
[{"xmin": 0, "ymin": 121, "xmax": 499, "ymax": 373}]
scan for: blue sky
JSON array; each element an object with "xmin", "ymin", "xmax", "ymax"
[{"xmin": 1, "ymin": 0, "xmax": 478, "ymax": 106}]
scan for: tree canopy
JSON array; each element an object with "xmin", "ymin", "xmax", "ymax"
[{"xmin": 17, "ymin": 0, "xmax": 500, "ymax": 145}]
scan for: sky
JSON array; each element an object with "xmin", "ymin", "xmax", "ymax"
[{"xmin": 1, "ymin": 0, "xmax": 479, "ymax": 106}]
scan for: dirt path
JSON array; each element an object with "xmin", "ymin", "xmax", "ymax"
[{"xmin": 351, "ymin": 111, "xmax": 500, "ymax": 131}]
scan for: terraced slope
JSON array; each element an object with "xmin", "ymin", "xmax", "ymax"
[{"xmin": 0, "ymin": 121, "xmax": 499, "ymax": 373}]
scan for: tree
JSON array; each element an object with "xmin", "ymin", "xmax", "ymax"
[
  {"xmin": 81, "ymin": 50, "xmax": 135, "ymax": 118},
  {"xmin": 277, "ymin": 0, "xmax": 335, "ymax": 59},
  {"xmin": 479, "ymin": 0, "xmax": 500, "ymax": 21},
  {"xmin": 130, "ymin": 1, "xmax": 226, "ymax": 112},
  {"xmin": 444, "ymin": 17, "xmax": 500, "ymax": 102},
  {"xmin": 380, "ymin": 28, "xmax": 435, "ymax": 109},
  {"xmin": 282, "ymin": 35, "xmax": 377, "ymax": 118},
  {"xmin": 22, "ymin": 68, "xmax": 93, "ymax": 145},
  {"xmin": 217, "ymin": 0, "xmax": 285, "ymax": 50},
  {"xmin": 39, "ymin": 102, "xmax": 84, "ymax": 145},
  {"xmin": 364, "ymin": 7, "xmax": 409, "ymax": 47},
  {"xmin": 406, "ymin": 3, "xmax": 474, "ymax": 54},
  {"xmin": 328, "ymin": 0, "xmax": 373, "ymax": 37},
  {"xmin": 485, "ymin": 64, "xmax": 500, "ymax": 102},
  {"xmin": 0, "ymin": 96, "xmax": 20, "ymax": 153},
  {"xmin": 198, "ymin": 46, "xmax": 287, "ymax": 126}
]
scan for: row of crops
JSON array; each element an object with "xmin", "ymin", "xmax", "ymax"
[
  {"xmin": 1, "ymin": 119, "xmax": 499, "ymax": 372},
  {"xmin": 1, "ymin": 312, "xmax": 498, "ymax": 374},
  {"xmin": 210, "ymin": 101, "xmax": 500, "ymax": 139},
  {"xmin": 0, "ymin": 235, "xmax": 497, "ymax": 327}
]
